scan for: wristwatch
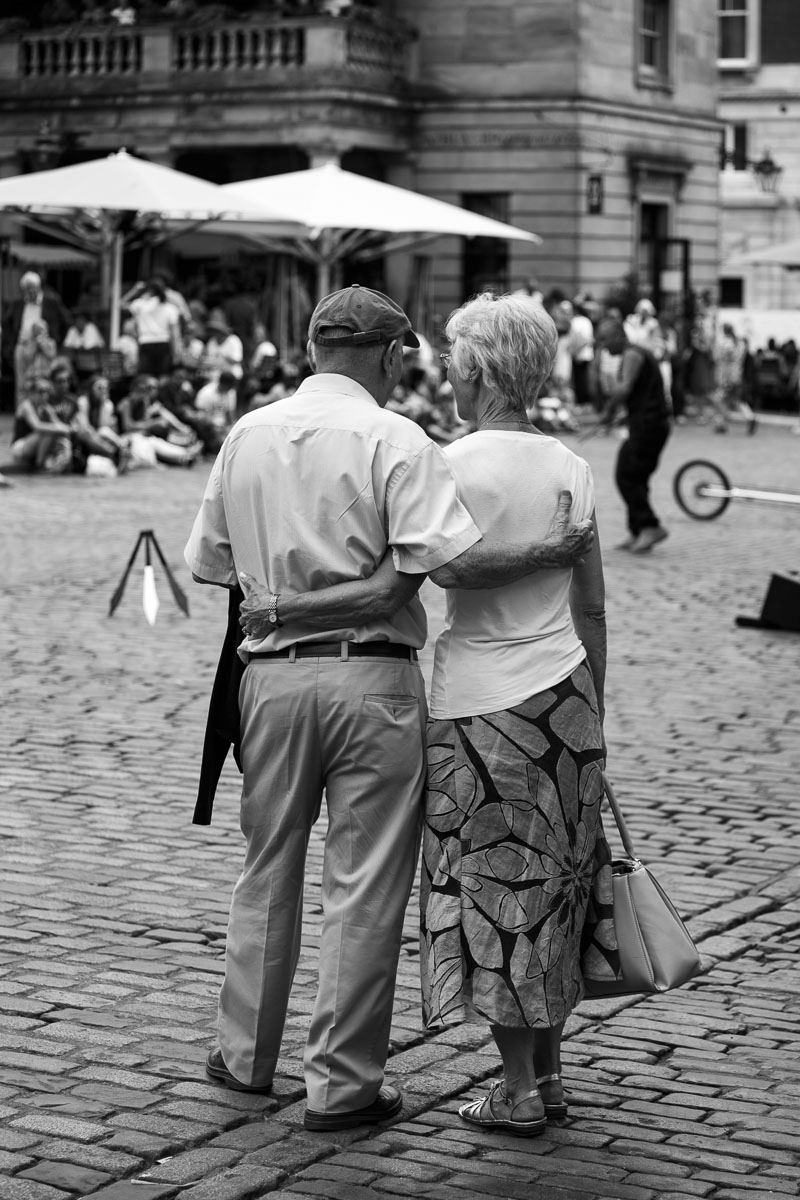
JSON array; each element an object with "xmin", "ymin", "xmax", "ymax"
[{"xmin": 267, "ymin": 592, "xmax": 282, "ymax": 626}]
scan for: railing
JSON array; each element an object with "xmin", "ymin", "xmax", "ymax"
[
  {"xmin": 22, "ymin": 30, "xmax": 142, "ymax": 78},
  {"xmin": 173, "ymin": 23, "xmax": 306, "ymax": 73},
  {"xmin": 7, "ymin": 16, "xmax": 412, "ymax": 84},
  {"xmin": 346, "ymin": 25, "xmax": 406, "ymax": 73}
]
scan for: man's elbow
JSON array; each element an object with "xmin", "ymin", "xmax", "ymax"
[
  {"xmin": 192, "ymin": 571, "xmax": 232, "ymax": 589},
  {"xmin": 428, "ymin": 563, "xmax": 459, "ymax": 589}
]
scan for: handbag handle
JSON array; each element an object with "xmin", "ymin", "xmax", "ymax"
[{"xmin": 601, "ymin": 771, "xmax": 639, "ymax": 861}]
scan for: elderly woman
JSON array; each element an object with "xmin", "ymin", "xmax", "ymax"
[
  {"xmin": 234, "ymin": 293, "xmax": 613, "ymax": 1136},
  {"xmin": 417, "ymin": 294, "xmax": 612, "ymax": 1135}
]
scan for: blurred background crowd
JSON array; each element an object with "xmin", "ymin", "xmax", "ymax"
[{"xmin": 4, "ymin": 264, "xmax": 800, "ymax": 481}]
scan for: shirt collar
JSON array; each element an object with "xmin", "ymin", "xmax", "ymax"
[{"xmin": 295, "ymin": 373, "xmax": 380, "ymax": 407}]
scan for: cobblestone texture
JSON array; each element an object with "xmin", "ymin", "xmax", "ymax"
[{"xmin": 2, "ymin": 419, "xmax": 800, "ymax": 1197}]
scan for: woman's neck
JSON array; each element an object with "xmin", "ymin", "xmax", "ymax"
[{"xmin": 472, "ymin": 385, "xmax": 539, "ymax": 433}]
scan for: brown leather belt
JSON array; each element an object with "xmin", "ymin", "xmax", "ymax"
[{"xmin": 249, "ymin": 642, "xmax": 417, "ymax": 662}]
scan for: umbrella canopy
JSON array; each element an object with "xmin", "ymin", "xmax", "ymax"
[
  {"xmin": 0, "ymin": 150, "xmax": 303, "ymax": 340},
  {"xmin": 0, "ymin": 150, "xmax": 300, "ymax": 223},
  {"xmin": 722, "ymin": 237, "xmax": 800, "ymax": 269},
  {"xmin": 222, "ymin": 163, "xmax": 541, "ymax": 241},
  {"xmin": 217, "ymin": 162, "xmax": 542, "ymax": 298}
]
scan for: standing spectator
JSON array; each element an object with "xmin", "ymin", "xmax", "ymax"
[
  {"xmin": 684, "ymin": 290, "xmax": 717, "ymax": 421},
  {"xmin": 713, "ymin": 323, "xmax": 756, "ymax": 434},
  {"xmin": 63, "ymin": 310, "xmax": 105, "ymax": 383},
  {"xmin": 594, "ymin": 317, "xmax": 672, "ymax": 553},
  {"xmin": 16, "ymin": 319, "xmax": 58, "ymax": 399},
  {"xmin": 570, "ymin": 295, "xmax": 596, "ymax": 408},
  {"xmin": 201, "ymin": 311, "xmax": 244, "ymax": 382},
  {"xmin": 3, "ymin": 271, "xmax": 71, "ymax": 410},
  {"xmin": 177, "ymin": 320, "xmax": 207, "ymax": 376},
  {"xmin": 224, "ymin": 292, "xmax": 259, "ymax": 366},
  {"xmin": 122, "ymin": 277, "xmax": 181, "ymax": 379}
]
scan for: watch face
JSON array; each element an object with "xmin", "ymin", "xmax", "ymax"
[{"xmin": 269, "ymin": 614, "xmax": 277, "ymax": 623}]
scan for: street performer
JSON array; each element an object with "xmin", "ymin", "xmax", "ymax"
[{"xmin": 185, "ymin": 285, "xmax": 594, "ymax": 1132}]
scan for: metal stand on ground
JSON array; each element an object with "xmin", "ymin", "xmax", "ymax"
[{"xmin": 109, "ymin": 529, "xmax": 190, "ymax": 624}]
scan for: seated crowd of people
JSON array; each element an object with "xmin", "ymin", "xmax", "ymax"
[
  {"xmin": 4, "ymin": 269, "xmax": 473, "ymax": 479},
  {"xmin": 6, "ymin": 268, "xmax": 799, "ymax": 483}
]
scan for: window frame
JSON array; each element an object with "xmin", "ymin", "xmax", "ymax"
[
  {"xmin": 636, "ymin": 0, "xmax": 673, "ymax": 88},
  {"xmin": 717, "ymin": 0, "xmax": 760, "ymax": 70}
]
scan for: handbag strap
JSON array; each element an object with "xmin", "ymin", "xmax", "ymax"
[{"xmin": 601, "ymin": 771, "xmax": 639, "ymax": 861}]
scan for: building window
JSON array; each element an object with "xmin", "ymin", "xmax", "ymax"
[
  {"xmin": 718, "ymin": 0, "xmax": 759, "ymax": 68},
  {"xmin": 638, "ymin": 0, "xmax": 671, "ymax": 82},
  {"xmin": 721, "ymin": 123, "xmax": 749, "ymax": 170},
  {"xmin": 461, "ymin": 194, "xmax": 510, "ymax": 300},
  {"xmin": 719, "ymin": 278, "xmax": 744, "ymax": 307}
]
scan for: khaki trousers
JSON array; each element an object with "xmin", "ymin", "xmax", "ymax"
[{"xmin": 218, "ymin": 653, "xmax": 427, "ymax": 1113}]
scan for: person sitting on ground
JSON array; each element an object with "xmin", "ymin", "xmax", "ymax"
[
  {"xmin": 189, "ymin": 369, "xmax": 238, "ymax": 451},
  {"xmin": 11, "ymin": 378, "xmax": 74, "ymax": 474},
  {"xmin": 74, "ymin": 373, "xmax": 131, "ymax": 473},
  {"xmin": 62, "ymin": 309, "xmax": 105, "ymax": 382},
  {"xmin": 116, "ymin": 374, "xmax": 202, "ymax": 467}
]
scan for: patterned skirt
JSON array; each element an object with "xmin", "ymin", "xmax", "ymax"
[{"xmin": 420, "ymin": 661, "xmax": 617, "ymax": 1029}]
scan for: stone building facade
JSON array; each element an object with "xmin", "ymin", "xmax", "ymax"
[
  {"xmin": 0, "ymin": 0, "xmax": 720, "ymax": 332},
  {"xmin": 718, "ymin": 0, "xmax": 800, "ymax": 312}
]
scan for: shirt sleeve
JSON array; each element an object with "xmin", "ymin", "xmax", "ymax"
[
  {"xmin": 571, "ymin": 456, "xmax": 595, "ymax": 524},
  {"xmin": 385, "ymin": 441, "xmax": 481, "ymax": 574},
  {"xmin": 184, "ymin": 451, "xmax": 237, "ymax": 586}
]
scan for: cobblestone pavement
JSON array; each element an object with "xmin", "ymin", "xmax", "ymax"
[{"xmin": 1, "ymin": 416, "xmax": 799, "ymax": 1200}]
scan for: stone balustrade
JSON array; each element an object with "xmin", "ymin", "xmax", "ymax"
[{"xmin": 0, "ymin": 15, "xmax": 412, "ymax": 85}]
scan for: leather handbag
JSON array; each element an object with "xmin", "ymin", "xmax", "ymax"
[{"xmin": 582, "ymin": 774, "xmax": 702, "ymax": 998}]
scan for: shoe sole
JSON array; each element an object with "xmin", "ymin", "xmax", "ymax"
[
  {"xmin": 304, "ymin": 1094, "xmax": 402, "ymax": 1131},
  {"xmin": 205, "ymin": 1063, "xmax": 272, "ymax": 1094},
  {"xmin": 459, "ymin": 1104, "xmax": 547, "ymax": 1137},
  {"xmin": 631, "ymin": 529, "xmax": 669, "ymax": 554}
]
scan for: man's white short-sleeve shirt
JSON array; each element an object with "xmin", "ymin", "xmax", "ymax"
[{"xmin": 185, "ymin": 373, "xmax": 481, "ymax": 650}]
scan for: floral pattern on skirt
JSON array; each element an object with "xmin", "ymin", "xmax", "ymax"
[{"xmin": 421, "ymin": 661, "xmax": 617, "ymax": 1029}]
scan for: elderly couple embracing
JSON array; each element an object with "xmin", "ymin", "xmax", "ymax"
[{"xmin": 185, "ymin": 285, "xmax": 616, "ymax": 1137}]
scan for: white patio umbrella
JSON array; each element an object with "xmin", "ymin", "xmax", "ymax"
[
  {"xmin": 0, "ymin": 149, "xmax": 303, "ymax": 342},
  {"xmin": 721, "ymin": 237, "xmax": 800, "ymax": 270},
  {"xmin": 216, "ymin": 162, "xmax": 542, "ymax": 299}
]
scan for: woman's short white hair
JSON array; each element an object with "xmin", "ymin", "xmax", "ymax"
[{"xmin": 445, "ymin": 292, "xmax": 558, "ymax": 410}]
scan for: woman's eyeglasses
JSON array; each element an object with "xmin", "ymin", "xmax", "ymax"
[{"xmin": 439, "ymin": 353, "xmax": 452, "ymax": 368}]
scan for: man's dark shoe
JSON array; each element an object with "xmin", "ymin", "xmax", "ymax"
[
  {"xmin": 205, "ymin": 1047, "xmax": 272, "ymax": 1094},
  {"xmin": 304, "ymin": 1083, "xmax": 402, "ymax": 1131}
]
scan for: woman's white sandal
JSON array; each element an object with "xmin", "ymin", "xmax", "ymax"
[
  {"xmin": 458, "ymin": 1080, "xmax": 546, "ymax": 1137},
  {"xmin": 536, "ymin": 1072, "xmax": 568, "ymax": 1120}
]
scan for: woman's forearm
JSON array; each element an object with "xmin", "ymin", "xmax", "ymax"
[
  {"xmin": 571, "ymin": 605, "xmax": 606, "ymax": 722},
  {"xmin": 568, "ymin": 513, "xmax": 606, "ymax": 722}
]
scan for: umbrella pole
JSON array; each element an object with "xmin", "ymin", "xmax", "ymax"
[{"xmin": 110, "ymin": 231, "xmax": 123, "ymax": 347}]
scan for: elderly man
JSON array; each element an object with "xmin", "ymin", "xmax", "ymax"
[
  {"xmin": 595, "ymin": 316, "xmax": 672, "ymax": 553},
  {"xmin": 185, "ymin": 286, "xmax": 593, "ymax": 1132},
  {"xmin": 3, "ymin": 272, "xmax": 71, "ymax": 409}
]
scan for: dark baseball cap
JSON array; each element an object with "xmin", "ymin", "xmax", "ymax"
[{"xmin": 309, "ymin": 285, "xmax": 419, "ymax": 348}]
